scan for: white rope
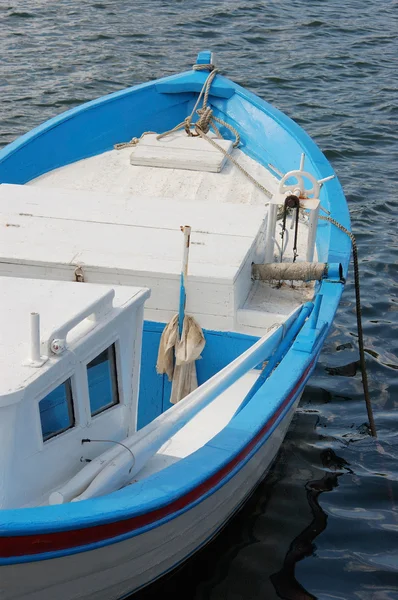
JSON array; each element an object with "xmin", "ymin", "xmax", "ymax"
[
  {"xmin": 157, "ymin": 63, "xmax": 273, "ymax": 199},
  {"xmin": 114, "ymin": 62, "xmax": 273, "ymax": 200},
  {"xmin": 114, "ymin": 131, "xmax": 156, "ymax": 151}
]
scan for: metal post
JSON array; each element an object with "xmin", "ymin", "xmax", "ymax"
[
  {"xmin": 306, "ymin": 203, "xmax": 320, "ymax": 262},
  {"xmin": 30, "ymin": 312, "xmax": 41, "ymax": 364},
  {"xmin": 264, "ymin": 203, "xmax": 278, "ymax": 263}
]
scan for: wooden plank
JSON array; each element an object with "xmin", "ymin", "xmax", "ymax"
[{"xmin": 130, "ymin": 133, "xmax": 233, "ymax": 173}]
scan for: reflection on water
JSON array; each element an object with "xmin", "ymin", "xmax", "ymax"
[{"xmin": 271, "ymin": 449, "xmax": 349, "ymax": 600}]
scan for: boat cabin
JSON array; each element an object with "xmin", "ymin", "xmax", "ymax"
[{"xmin": 0, "ymin": 277, "xmax": 149, "ymax": 508}]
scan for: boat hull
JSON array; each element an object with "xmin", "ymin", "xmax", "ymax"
[{"xmin": 1, "ymin": 397, "xmax": 300, "ymax": 600}]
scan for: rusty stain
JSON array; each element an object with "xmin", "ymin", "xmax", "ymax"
[
  {"xmin": 180, "ymin": 225, "xmax": 191, "ymax": 247},
  {"xmin": 74, "ymin": 265, "xmax": 85, "ymax": 282},
  {"xmin": 5, "ymin": 223, "xmax": 20, "ymax": 228}
]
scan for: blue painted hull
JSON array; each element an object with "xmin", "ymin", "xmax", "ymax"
[{"xmin": 0, "ymin": 58, "xmax": 350, "ymax": 598}]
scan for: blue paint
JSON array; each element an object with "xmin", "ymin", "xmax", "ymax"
[
  {"xmin": 138, "ymin": 321, "xmax": 260, "ymax": 429},
  {"xmin": 196, "ymin": 50, "xmax": 212, "ymax": 65},
  {"xmin": 156, "ymin": 71, "xmax": 235, "ymax": 99},
  {"xmin": 137, "ymin": 329, "xmax": 164, "ymax": 430},
  {"xmin": 178, "ymin": 273, "xmax": 185, "ymax": 337},
  {"xmin": 236, "ymin": 302, "xmax": 314, "ymax": 415},
  {"xmin": 87, "ymin": 346, "xmax": 118, "ymax": 416},
  {"xmin": 39, "ymin": 379, "xmax": 74, "ymax": 441}
]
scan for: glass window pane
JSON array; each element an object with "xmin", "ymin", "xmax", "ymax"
[
  {"xmin": 39, "ymin": 379, "xmax": 74, "ymax": 441},
  {"xmin": 87, "ymin": 345, "xmax": 119, "ymax": 416}
]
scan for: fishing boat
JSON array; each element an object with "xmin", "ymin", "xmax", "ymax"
[{"xmin": 0, "ymin": 51, "xmax": 351, "ymax": 599}]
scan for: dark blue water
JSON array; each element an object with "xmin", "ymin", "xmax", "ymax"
[{"xmin": 1, "ymin": 1, "xmax": 397, "ymax": 598}]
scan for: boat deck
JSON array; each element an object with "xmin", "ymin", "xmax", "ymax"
[
  {"xmin": 130, "ymin": 369, "xmax": 260, "ymax": 483},
  {"xmin": 0, "ymin": 139, "xmax": 312, "ymax": 333}
]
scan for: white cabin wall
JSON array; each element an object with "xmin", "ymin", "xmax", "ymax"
[
  {"xmin": 0, "ymin": 298, "xmax": 146, "ymax": 509},
  {"xmin": 0, "ymin": 405, "xmax": 18, "ymax": 507}
]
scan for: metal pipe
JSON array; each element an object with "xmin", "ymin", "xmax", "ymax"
[
  {"xmin": 264, "ymin": 203, "xmax": 278, "ymax": 263},
  {"xmin": 306, "ymin": 203, "xmax": 320, "ymax": 262},
  {"xmin": 30, "ymin": 312, "xmax": 41, "ymax": 364}
]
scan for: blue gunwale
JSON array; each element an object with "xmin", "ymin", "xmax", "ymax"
[{"xmin": 0, "ymin": 62, "xmax": 350, "ymax": 562}]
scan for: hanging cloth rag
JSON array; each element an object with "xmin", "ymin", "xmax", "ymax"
[{"xmin": 156, "ymin": 314, "xmax": 206, "ymax": 404}]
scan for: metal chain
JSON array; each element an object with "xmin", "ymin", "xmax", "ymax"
[{"xmin": 319, "ymin": 214, "xmax": 376, "ymax": 437}]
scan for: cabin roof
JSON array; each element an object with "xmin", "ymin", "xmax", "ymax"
[{"xmin": 0, "ymin": 276, "xmax": 148, "ymax": 400}]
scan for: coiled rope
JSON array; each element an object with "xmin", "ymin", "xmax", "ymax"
[
  {"xmin": 319, "ymin": 214, "xmax": 376, "ymax": 437},
  {"xmin": 115, "ymin": 63, "xmax": 273, "ymax": 200},
  {"xmin": 157, "ymin": 63, "xmax": 273, "ymax": 200}
]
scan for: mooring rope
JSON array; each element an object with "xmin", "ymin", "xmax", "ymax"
[
  {"xmin": 156, "ymin": 62, "xmax": 273, "ymax": 199},
  {"xmin": 114, "ymin": 62, "xmax": 273, "ymax": 200},
  {"xmin": 114, "ymin": 131, "xmax": 156, "ymax": 151},
  {"xmin": 319, "ymin": 214, "xmax": 376, "ymax": 437},
  {"xmin": 156, "ymin": 64, "xmax": 241, "ymax": 147}
]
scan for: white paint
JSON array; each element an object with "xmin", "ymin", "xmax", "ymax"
[
  {"xmin": 137, "ymin": 369, "xmax": 259, "ymax": 476},
  {"xmin": 29, "ymin": 143, "xmax": 277, "ymax": 207},
  {"xmin": 28, "ymin": 312, "xmax": 47, "ymax": 367},
  {"xmin": 181, "ymin": 225, "xmax": 191, "ymax": 278},
  {"xmin": 130, "ymin": 132, "xmax": 233, "ymax": 172},
  {"xmin": 278, "ymin": 161, "xmax": 321, "ymax": 199},
  {"xmin": 306, "ymin": 202, "xmax": 320, "ymax": 262},
  {"xmin": 19, "ymin": 144, "xmax": 316, "ymax": 333},
  {"xmin": 46, "ymin": 289, "xmax": 115, "ymax": 355},
  {"xmin": 0, "ymin": 183, "xmax": 270, "ymax": 330},
  {"xmin": 264, "ymin": 202, "xmax": 278, "ymax": 263},
  {"xmin": 0, "ymin": 277, "xmax": 149, "ymax": 508}
]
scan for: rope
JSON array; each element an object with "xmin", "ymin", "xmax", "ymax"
[
  {"xmin": 195, "ymin": 128, "xmax": 273, "ymax": 199},
  {"xmin": 114, "ymin": 61, "xmax": 272, "ymax": 199},
  {"xmin": 114, "ymin": 131, "xmax": 156, "ymax": 151},
  {"xmin": 156, "ymin": 62, "xmax": 273, "ymax": 200},
  {"xmin": 319, "ymin": 214, "xmax": 377, "ymax": 437}
]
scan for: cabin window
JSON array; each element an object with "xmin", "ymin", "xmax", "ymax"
[
  {"xmin": 87, "ymin": 344, "xmax": 119, "ymax": 416},
  {"xmin": 39, "ymin": 379, "xmax": 75, "ymax": 441}
]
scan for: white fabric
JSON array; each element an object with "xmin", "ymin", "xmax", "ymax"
[{"xmin": 156, "ymin": 314, "xmax": 206, "ymax": 404}]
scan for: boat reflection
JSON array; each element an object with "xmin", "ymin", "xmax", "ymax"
[{"xmin": 270, "ymin": 448, "xmax": 350, "ymax": 600}]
